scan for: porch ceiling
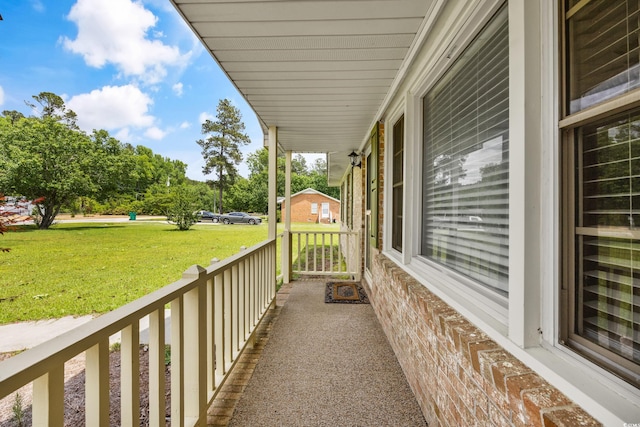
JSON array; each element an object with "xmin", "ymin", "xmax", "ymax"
[{"xmin": 170, "ymin": 0, "xmax": 434, "ymax": 184}]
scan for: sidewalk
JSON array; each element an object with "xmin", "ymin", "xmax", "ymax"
[
  {"xmin": 220, "ymin": 280, "xmax": 427, "ymax": 427},
  {"xmin": 0, "ymin": 310, "xmax": 172, "ymax": 353}
]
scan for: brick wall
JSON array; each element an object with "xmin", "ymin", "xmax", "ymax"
[
  {"xmin": 364, "ymin": 253, "xmax": 601, "ymax": 427},
  {"xmin": 281, "ymin": 193, "xmax": 340, "ymax": 224}
]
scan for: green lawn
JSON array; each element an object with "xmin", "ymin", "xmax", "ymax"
[
  {"xmin": 0, "ymin": 220, "xmax": 340, "ymax": 324},
  {"xmin": 0, "ymin": 221, "xmax": 269, "ymax": 323}
]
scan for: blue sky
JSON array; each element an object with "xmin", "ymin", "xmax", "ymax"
[{"xmin": 0, "ymin": 0, "xmax": 320, "ymax": 181}]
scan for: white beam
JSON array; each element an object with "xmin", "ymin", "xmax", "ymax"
[
  {"xmin": 508, "ymin": 0, "xmax": 541, "ymax": 348},
  {"xmin": 268, "ymin": 126, "xmax": 278, "ymax": 239},
  {"xmin": 283, "ymin": 151, "xmax": 292, "ymax": 283}
]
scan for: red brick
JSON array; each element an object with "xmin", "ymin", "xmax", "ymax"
[
  {"xmin": 506, "ymin": 373, "xmax": 549, "ymax": 426},
  {"xmin": 368, "ymin": 253, "xmax": 602, "ymax": 427},
  {"xmin": 491, "ymin": 355, "xmax": 532, "ymax": 394},
  {"xmin": 542, "ymin": 406, "xmax": 602, "ymax": 427},
  {"xmin": 468, "ymin": 340, "xmax": 499, "ymax": 374},
  {"xmin": 489, "ymin": 401, "xmax": 512, "ymax": 427},
  {"xmin": 477, "ymin": 348, "xmax": 509, "ymax": 383},
  {"xmin": 523, "ymin": 386, "xmax": 573, "ymax": 426}
]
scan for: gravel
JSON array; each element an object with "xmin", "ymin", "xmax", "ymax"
[{"xmin": 228, "ymin": 280, "xmax": 428, "ymax": 427}]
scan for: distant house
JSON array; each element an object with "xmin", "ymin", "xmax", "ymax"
[{"xmin": 279, "ymin": 188, "xmax": 339, "ymax": 224}]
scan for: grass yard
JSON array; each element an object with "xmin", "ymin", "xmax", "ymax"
[
  {"xmin": 0, "ymin": 220, "xmax": 340, "ymax": 324},
  {"xmin": 0, "ymin": 221, "xmax": 270, "ymax": 324}
]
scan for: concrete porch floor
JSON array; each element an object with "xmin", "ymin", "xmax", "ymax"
[{"xmin": 207, "ymin": 279, "xmax": 427, "ymax": 427}]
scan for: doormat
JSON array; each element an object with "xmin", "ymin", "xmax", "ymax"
[{"xmin": 325, "ymin": 282, "xmax": 369, "ymax": 304}]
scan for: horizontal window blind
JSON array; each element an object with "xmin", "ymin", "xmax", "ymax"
[
  {"xmin": 575, "ymin": 110, "xmax": 640, "ymax": 370},
  {"xmin": 421, "ymin": 5, "xmax": 509, "ymax": 294},
  {"xmin": 567, "ymin": 0, "xmax": 640, "ymax": 114}
]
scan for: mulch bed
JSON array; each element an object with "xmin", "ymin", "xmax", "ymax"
[{"xmin": 0, "ymin": 347, "xmax": 171, "ymax": 427}]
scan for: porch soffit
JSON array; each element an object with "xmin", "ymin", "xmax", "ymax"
[{"xmin": 170, "ymin": 0, "xmax": 434, "ymax": 183}]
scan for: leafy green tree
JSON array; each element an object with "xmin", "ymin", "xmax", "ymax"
[
  {"xmin": 197, "ymin": 99, "xmax": 250, "ymax": 214},
  {"xmin": 167, "ymin": 184, "xmax": 200, "ymax": 230},
  {"xmin": 1, "ymin": 110, "xmax": 25, "ymax": 125},
  {"xmin": 0, "ymin": 116, "xmax": 97, "ymax": 228},
  {"xmin": 89, "ymin": 129, "xmax": 137, "ymax": 201},
  {"xmin": 25, "ymin": 91, "xmax": 78, "ymax": 129}
]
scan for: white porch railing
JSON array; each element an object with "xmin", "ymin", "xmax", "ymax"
[
  {"xmin": 289, "ymin": 230, "xmax": 360, "ymax": 279},
  {"xmin": 0, "ymin": 238, "xmax": 276, "ymax": 427}
]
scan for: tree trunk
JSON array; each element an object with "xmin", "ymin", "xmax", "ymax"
[{"xmin": 38, "ymin": 203, "xmax": 59, "ymax": 229}]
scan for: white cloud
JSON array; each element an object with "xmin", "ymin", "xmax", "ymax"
[
  {"xmin": 179, "ymin": 121, "xmax": 191, "ymax": 129},
  {"xmin": 114, "ymin": 128, "xmax": 132, "ymax": 143},
  {"xmin": 144, "ymin": 126, "xmax": 166, "ymax": 140},
  {"xmin": 67, "ymin": 85, "xmax": 155, "ymax": 132},
  {"xmin": 30, "ymin": 0, "xmax": 45, "ymax": 12},
  {"xmin": 198, "ymin": 112, "xmax": 214, "ymax": 124},
  {"xmin": 62, "ymin": 0, "xmax": 190, "ymax": 85},
  {"xmin": 172, "ymin": 82, "xmax": 183, "ymax": 97},
  {"xmin": 0, "ymin": 86, "xmax": 4, "ymax": 106}
]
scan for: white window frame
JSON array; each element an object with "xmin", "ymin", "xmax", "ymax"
[
  {"xmin": 404, "ymin": 0, "xmax": 511, "ymax": 326},
  {"xmin": 311, "ymin": 202, "xmax": 318, "ymax": 215},
  {"xmin": 381, "ymin": 0, "xmax": 639, "ymax": 423},
  {"xmin": 383, "ymin": 102, "xmax": 408, "ymax": 260},
  {"xmin": 321, "ymin": 202, "xmax": 329, "ymax": 219}
]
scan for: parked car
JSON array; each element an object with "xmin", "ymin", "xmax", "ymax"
[
  {"xmin": 218, "ymin": 212, "xmax": 262, "ymax": 225},
  {"xmin": 197, "ymin": 210, "xmax": 220, "ymax": 222}
]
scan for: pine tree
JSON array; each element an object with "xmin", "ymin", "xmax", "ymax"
[{"xmin": 196, "ymin": 99, "xmax": 250, "ymax": 213}]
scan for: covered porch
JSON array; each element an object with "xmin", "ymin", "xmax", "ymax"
[
  {"xmin": 207, "ymin": 279, "xmax": 426, "ymax": 427},
  {"xmin": 0, "ymin": 231, "xmax": 423, "ymax": 426}
]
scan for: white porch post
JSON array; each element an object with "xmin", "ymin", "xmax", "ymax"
[
  {"xmin": 283, "ymin": 150, "xmax": 292, "ymax": 283},
  {"xmin": 268, "ymin": 126, "xmax": 278, "ymax": 239},
  {"xmin": 509, "ymin": 0, "xmax": 542, "ymax": 348}
]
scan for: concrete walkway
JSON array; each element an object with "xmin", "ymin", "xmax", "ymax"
[
  {"xmin": 0, "ymin": 310, "xmax": 172, "ymax": 353},
  {"xmin": 222, "ymin": 280, "xmax": 427, "ymax": 427}
]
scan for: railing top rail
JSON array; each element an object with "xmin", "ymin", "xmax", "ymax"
[
  {"xmin": 206, "ymin": 238, "xmax": 275, "ymax": 274},
  {"xmin": 290, "ymin": 230, "xmax": 358, "ymax": 236},
  {"xmin": 0, "ymin": 237, "xmax": 276, "ymax": 398}
]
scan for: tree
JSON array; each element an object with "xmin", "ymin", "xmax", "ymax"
[
  {"xmin": 1, "ymin": 110, "xmax": 25, "ymax": 125},
  {"xmin": 0, "ymin": 116, "xmax": 96, "ymax": 228},
  {"xmin": 25, "ymin": 91, "xmax": 78, "ymax": 129},
  {"xmin": 197, "ymin": 99, "xmax": 250, "ymax": 214},
  {"xmin": 167, "ymin": 185, "xmax": 200, "ymax": 230}
]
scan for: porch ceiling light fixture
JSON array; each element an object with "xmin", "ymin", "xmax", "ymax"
[{"xmin": 348, "ymin": 151, "xmax": 361, "ymax": 168}]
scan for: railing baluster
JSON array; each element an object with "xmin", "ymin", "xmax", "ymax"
[
  {"xmin": 297, "ymin": 233, "xmax": 302, "ymax": 272},
  {"xmin": 86, "ymin": 339, "xmax": 110, "ymax": 426},
  {"xmin": 121, "ymin": 323, "xmax": 140, "ymax": 427},
  {"xmin": 149, "ymin": 307, "xmax": 166, "ymax": 427},
  {"xmin": 259, "ymin": 249, "xmax": 265, "ymax": 313},
  {"xmin": 244, "ymin": 257, "xmax": 250, "ymax": 340},
  {"xmin": 339, "ymin": 233, "xmax": 345, "ymax": 273},
  {"xmin": 183, "ymin": 267, "xmax": 207, "ymax": 423},
  {"xmin": 232, "ymin": 263, "xmax": 239, "ymax": 358},
  {"xmin": 32, "ymin": 365, "xmax": 64, "ymax": 425},
  {"xmin": 322, "ymin": 233, "xmax": 326, "ymax": 272},
  {"xmin": 214, "ymin": 272, "xmax": 224, "ymax": 382},
  {"xmin": 206, "ymin": 268, "xmax": 215, "ymax": 393},
  {"xmin": 330, "ymin": 234, "xmax": 335, "ymax": 273},
  {"xmin": 223, "ymin": 267, "xmax": 232, "ymax": 372},
  {"xmin": 170, "ymin": 296, "xmax": 184, "ymax": 427},
  {"xmin": 249, "ymin": 253, "xmax": 255, "ymax": 328}
]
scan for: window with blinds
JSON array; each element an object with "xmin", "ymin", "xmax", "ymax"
[
  {"xmin": 566, "ymin": 0, "xmax": 640, "ymax": 114},
  {"xmin": 570, "ymin": 110, "xmax": 640, "ymax": 381},
  {"xmin": 563, "ymin": 0, "xmax": 640, "ymax": 385},
  {"xmin": 421, "ymin": 5, "xmax": 509, "ymax": 294},
  {"xmin": 392, "ymin": 116, "xmax": 404, "ymax": 252}
]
